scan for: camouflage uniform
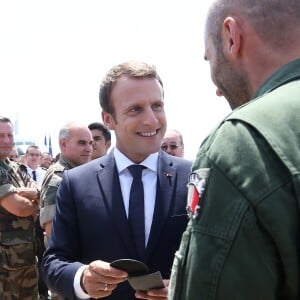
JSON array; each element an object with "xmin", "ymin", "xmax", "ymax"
[
  {"xmin": 40, "ymin": 155, "xmax": 74, "ymax": 231},
  {"xmin": 0, "ymin": 158, "xmax": 38, "ymax": 300},
  {"xmin": 40, "ymin": 155, "xmax": 74, "ymax": 300}
]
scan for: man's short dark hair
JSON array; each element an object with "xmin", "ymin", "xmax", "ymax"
[
  {"xmin": 99, "ymin": 61, "xmax": 164, "ymax": 117},
  {"xmin": 88, "ymin": 122, "xmax": 111, "ymax": 142},
  {"xmin": 0, "ymin": 116, "xmax": 12, "ymax": 125}
]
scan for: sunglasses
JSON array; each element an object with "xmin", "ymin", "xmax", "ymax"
[{"xmin": 161, "ymin": 144, "xmax": 181, "ymax": 151}]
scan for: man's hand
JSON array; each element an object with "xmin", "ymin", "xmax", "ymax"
[
  {"xmin": 17, "ymin": 187, "xmax": 40, "ymax": 204},
  {"xmin": 81, "ymin": 260, "xmax": 128, "ymax": 298},
  {"xmin": 135, "ymin": 280, "xmax": 169, "ymax": 300},
  {"xmin": 43, "ymin": 221, "xmax": 52, "ymax": 239}
]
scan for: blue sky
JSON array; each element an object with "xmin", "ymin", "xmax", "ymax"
[{"xmin": 0, "ymin": 0, "xmax": 230, "ymax": 159}]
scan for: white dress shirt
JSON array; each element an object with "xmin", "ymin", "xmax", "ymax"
[
  {"xmin": 114, "ymin": 147, "xmax": 158, "ymax": 246},
  {"xmin": 26, "ymin": 166, "xmax": 46, "ymax": 187}
]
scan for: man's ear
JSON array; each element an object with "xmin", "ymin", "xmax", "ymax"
[
  {"xmin": 222, "ymin": 17, "xmax": 241, "ymax": 58},
  {"xmin": 102, "ymin": 111, "xmax": 115, "ymax": 130},
  {"xmin": 106, "ymin": 141, "xmax": 112, "ymax": 148},
  {"xmin": 59, "ymin": 139, "xmax": 66, "ymax": 151}
]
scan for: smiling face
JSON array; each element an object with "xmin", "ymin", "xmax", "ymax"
[
  {"xmin": 40, "ymin": 153, "xmax": 52, "ymax": 168},
  {"xmin": 102, "ymin": 76, "xmax": 166, "ymax": 163}
]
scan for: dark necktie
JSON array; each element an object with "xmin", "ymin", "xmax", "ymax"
[
  {"xmin": 32, "ymin": 170, "xmax": 37, "ymax": 181},
  {"xmin": 128, "ymin": 164, "xmax": 145, "ymax": 260}
]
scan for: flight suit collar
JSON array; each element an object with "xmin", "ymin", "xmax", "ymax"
[{"xmin": 253, "ymin": 58, "xmax": 300, "ymax": 99}]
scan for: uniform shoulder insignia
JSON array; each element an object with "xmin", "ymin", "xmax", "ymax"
[
  {"xmin": 18, "ymin": 164, "xmax": 30, "ymax": 179},
  {"xmin": 19, "ymin": 163, "xmax": 31, "ymax": 175},
  {"xmin": 19, "ymin": 164, "xmax": 28, "ymax": 171},
  {"xmin": 187, "ymin": 168, "xmax": 210, "ymax": 219}
]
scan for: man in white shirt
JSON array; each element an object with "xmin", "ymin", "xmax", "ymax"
[{"xmin": 25, "ymin": 145, "xmax": 46, "ymax": 186}]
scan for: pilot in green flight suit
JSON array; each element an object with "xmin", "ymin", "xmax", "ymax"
[
  {"xmin": 168, "ymin": 59, "xmax": 300, "ymax": 300},
  {"xmin": 168, "ymin": 2, "xmax": 300, "ymax": 294}
]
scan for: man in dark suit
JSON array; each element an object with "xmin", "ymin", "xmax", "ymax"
[{"xmin": 41, "ymin": 61, "xmax": 192, "ymax": 300}]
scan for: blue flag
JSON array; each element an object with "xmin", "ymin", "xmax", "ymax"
[{"xmin": 48, "ymin": 135, "xmax": 53, "ymax": 156}]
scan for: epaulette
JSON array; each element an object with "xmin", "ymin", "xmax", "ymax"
[
  {"xmin": 51, "ymin": 163, "xmax": 66, "ymax": 173},
  {"xmin": 19, "ymin": 164, "xmax": 28, "ymax": 172}
]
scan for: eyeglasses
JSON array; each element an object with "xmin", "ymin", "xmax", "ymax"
[
  {"xmin": 161, "ymin": 144, "xmax": 181, "ymax": 151},
  {"xmin": 28, "ymin": 153, "xmax": 41, "ymax": 157}
]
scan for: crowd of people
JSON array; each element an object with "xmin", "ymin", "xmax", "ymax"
[
  {"xmin": 0, "ymin": 108, "xmax": 186, "ymax": 300},
  {"xmin": 1, "ymin": 119, "xmax": 113, "ymax": 299},
  {"xmin": 1, "ymin": 0, "xmax": 300, "ymax": 299}
]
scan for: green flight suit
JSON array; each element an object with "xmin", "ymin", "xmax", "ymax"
[
  {"xmin": 168, "ymin": 59, "xmax": 300, "ymax": 300},
  {"xmin": 0, "ymin": 158, "xmax": 38, "ymax": 300}
]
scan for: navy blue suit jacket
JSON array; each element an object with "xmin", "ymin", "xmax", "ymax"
[{"xmin": 41, "ymin": 150, "xmax": 192, "ymax": 300}]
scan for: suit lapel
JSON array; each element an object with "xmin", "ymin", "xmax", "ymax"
[
  {"xmin": 146, "ymin": 152, "xmax": 177, "ymax": 260},
  {"xmin": 97, "ymin": 153, "xmax": 136, "ymax": 258}
]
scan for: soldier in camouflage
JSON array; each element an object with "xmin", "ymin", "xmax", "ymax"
[
  {"xmin": 40, "ymin": 122, "xmax": 93, "ymax": 242},
  {"xmin": 0, "ymin": 116, "xmax": 40, "ymax": 300},
  {"xmin": 39, "ymin": 122, "xmax": 92, "ymax": 300}
]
